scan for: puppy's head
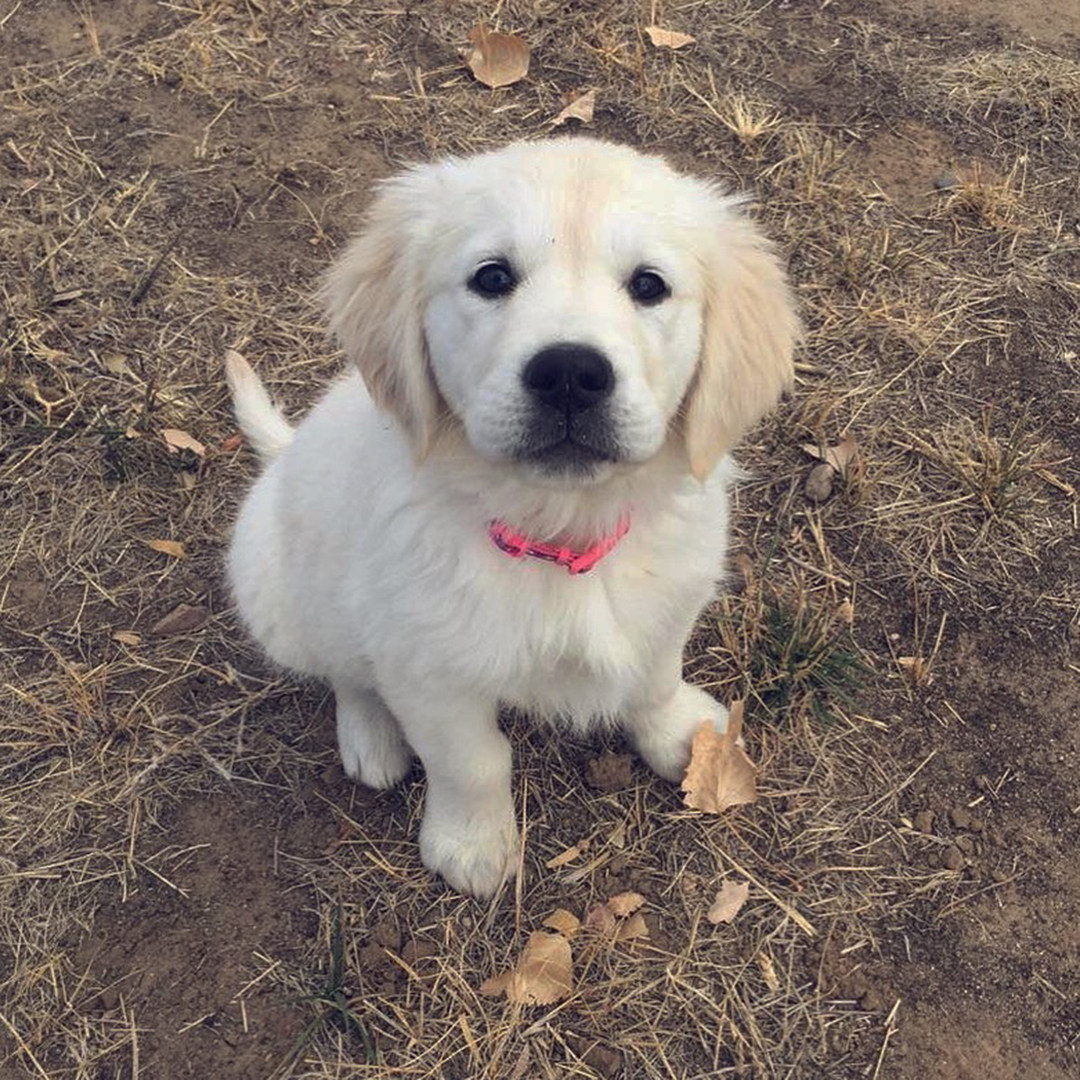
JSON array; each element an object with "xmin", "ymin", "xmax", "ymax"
[{"xmin": 323, "ymin": 139, "xmax": 798, "ymax": 481}]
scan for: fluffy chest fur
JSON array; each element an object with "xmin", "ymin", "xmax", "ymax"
[{"xmin": 229, "ymin": 376, "xmax": 731, "ymax": 727}]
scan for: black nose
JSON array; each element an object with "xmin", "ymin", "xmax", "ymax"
[{"xmin": 522, "ymin": 344, "xmax": 614, "ymax": 413}]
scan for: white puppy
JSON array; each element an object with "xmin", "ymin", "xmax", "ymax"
[{"xmin": 226, "ymin": 138, "xmax": 798, "ymax": 898}]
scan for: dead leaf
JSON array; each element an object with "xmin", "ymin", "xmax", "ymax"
[
  {"xmin": 585, "ymin": 892, "xmax": 647, "ymax": 940},
  {"xmin": 607, "ymin": 891, "xmax": 645, "ymax": 917},
  {"xmin": 615, "ymin": 912, "xmax": 650, "ymax": 943},
  {"xmin": 144, "ymin": 538, "xmax": 187, "ymax": 559},
  {"xmin": 150, "ymin": 603, "xmax": 209, "ymax": 636},
  {"xmin": 220, "ymin": 433, "xmax": 244, "ymax": 453},
  {"xmin": 552, "ymin": 88, "xmax": 596, "ymax": 126},
  {"xmin": 112, "ymin": 630, "xmax": 142, "ymax": 647},
  {"xmin": 103, "ymin": 354, "xmax": 134, "ymax": 377},
  {"xmin": 161, "ymin": 428, "xmax": 206, "ymax": 458},
  {"xmin": 801, "ymin": 435, "xmax": 858, "ymax": 474},
  {"xmin": 898, "ymin": 656, "xmax": 933, "ymax": 685},
  {"xmin": 480, "ymin": 931, "xmax": 572, "ymax": 1005},
  {"xmin": 707, "ymin": 879, "xmax": 750, "ymax": 924},
  {"xmin": 465, "ymin": 25, "xmax": 530, "ymax": 88},
  {"xmin": 680, "ymin": 701, "xmax": 758, "ymax": 814},
  {"xmin": 757, "ymin": 952, "xmax": 781, "ymax": 993},
  {"xmin": 542, "ymin": 909, "xmax": 581, "ymax": 939},
  {"xmin": 645, "ymin": 25, "xmax": 696, "ymax": 49},
  {"xmin": 546, "ymin": 840, "xmax": 588, "ymax": 869}
]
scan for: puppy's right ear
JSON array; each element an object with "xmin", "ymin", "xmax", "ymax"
[{"xmin": 321, "ymin": 169, "xmax": 442, "ymax": 458}]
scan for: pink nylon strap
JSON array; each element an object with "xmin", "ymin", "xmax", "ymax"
[{"xmin": 488, "ymin": 515, "xmax": 631, "ymax": 575}]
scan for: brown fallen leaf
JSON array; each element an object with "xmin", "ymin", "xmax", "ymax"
[
  {"xmin": 102, "ymin": 354, "xmax": 134, "ymax": 377},
  {"xmin": 801, "ymin": 434, "xmax": 858, "ymax": 474},
  {"xmin": 645, "ymin": 25, "xmax": 696, "ymax": 49},
  {"xmin": 552, "ymin": 88, "xmax": 596, "ymax": 126},
  {"xmin": 836, "ymin": 598, "xmax": 855, "ymax": 626},
  {"xmin": 680, "ymin": 701, "xmax": 758, "ymax": 814},
  {"xmin": 161, "ymin": 428, "xmax": 206, "ymax": 457},
  {"xmin": 757, "ymin": 952, "xmax": 781, "ymax": 993},
  {"xmin": 112, "ymin": 630, "xmax": 142, "ymax": 647},
  {"xmin": 546, "ymin": 840, "xmax": 588, "ymax": 869},
  {"xmin": 542, "ymin": 909, "xmax": 581, "ymax": 939},
  {"xmin": 897, "ymin": 655, "xmax": 933, "ymax": 685},
  {"xmin": 707, "ymin": 879, "xmax": 750, "ymax": 924},
  {"xmin": 615, "ymin": 912, "xmax": 650, "ymax": 943},
  {"xmin": 150, "ymin": 603, "xmax": 209, "ymax": 636},
  {"xmin": 607, "ymin": 891, "xmax": 645, "ymax": 917},
  {"xmin": 465, "ymin": 25, "xmax": 530, "ymax": 88},
  {"xmin": 584, "ymin": 891, "xmax": 648, "ymax": 941},
  {"xmin": 144, "ymin": 538, "xmax": 187, "ymax": 559},
  {"xmin": 480, "ymin": 931, "xmax": 572, "ymax": 1005},
  {"xmin": 220, "ymin": 433, "xmax": 244, "ymax": 453}
]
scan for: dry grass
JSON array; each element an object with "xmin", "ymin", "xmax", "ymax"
[{"xmin": 2, "ymin": 1, "xmax": 1079, "ymax": 1078}]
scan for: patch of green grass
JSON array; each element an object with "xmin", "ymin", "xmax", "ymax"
[
  {"xmin": 732, "ymin": 589, "xmax": 868, "ymax": 725},
  {"xmin": 276, "ymin": 905, "xmax": 376, "ymax": 1078}
]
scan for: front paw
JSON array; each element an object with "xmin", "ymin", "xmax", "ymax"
[
  {"xmin": 419, "ymin": 804, "xmax": 519, "ymax": 899},
  {"xmin": 336, "ymin": 690, "xmax": 412, "ymax": 790},
  {"xmin": 630, "ymin": 683, "xmax": 729, "ymax": 783}
]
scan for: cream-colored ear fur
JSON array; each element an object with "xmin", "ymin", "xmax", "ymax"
[
  {"xmin": 684, "ymin": 209, "xmax": 800, "ymax": 481},
  {"xmin": 320, "ymin": 170, "xmax": 442, "ymax": 457}
]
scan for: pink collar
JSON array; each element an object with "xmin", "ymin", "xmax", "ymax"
[{"xmin": 488, "ymin": 515, "xmax": 631, "ymax": 575}]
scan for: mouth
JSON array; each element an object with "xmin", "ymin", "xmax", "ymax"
[{"xmin": 514, "ymin": 429, "xmax": 622, "ymax": 478}]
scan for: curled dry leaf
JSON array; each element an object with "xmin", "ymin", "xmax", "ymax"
[
  {"xmin": 680, "ymin": 701, "xmax": 758, "ymax": 814},
  {"xmin": 801, "ymin": 434, "xmax": 858, "ymax": 474},
  {"xmin": 802, "ymin": 435, "xmax": 857, "ymax": 503},
  {"xmin": 615, "ymin": 912, "xmax": 650, "ymax": 943},
  {"xmin": 161, "ymin": 428, "xmax": 206, "ymax": 457},
  {"xmin": 480, "ymin": 931, "xmax": 572, "ymax": 1005},
  {"xmin": 103, "ymin": 354, "xmax": 133, "ymax": 377},
  {"xmin": 707, "ymin": 879, "xmax": 750, "ymax": 925},
  {"xmin": 757, "ymin": 952, "xmax": 781, "ymax": 993},
  {"xmin": 645, "ymin": 25, "xmax": 696, "ymax": 49},
  {"xmin": 220, "ymin": 433, "xmax": 244, "ymax": 453},
  {"xmin": 546, "ymin": 839, "xmax": 589, "ymax": 869},
  {"xmin": 836, "ymin": 598, "xmax": 855, "ymax": 626},
  {"xmin": 552, "ymin": 88, "xmax": 596, "ymax": 126},
  {"xmin": 606, "ymin": 891, "xmax": 645, "ymax": 918},
  {"xmin": 150, "ymin": 603, "xmax": 209, "ymax": 636},
  {"xmin": 112, "ymin": 630, "xmax": 142, "ymax": 647},
  {"xmin": 584, "ymin": 891, "xmax": 648, "ymax": 942},
  {"xmin": 465, "ymin": 25, "xmax": 530, "ymax": 89},
  {"xmin": 542, "ymin": 909, "xmax": 581, "ymax": 939},
  {"xmin": 144, "ymin": 538, "xmax": 187, "ymax": 559}
]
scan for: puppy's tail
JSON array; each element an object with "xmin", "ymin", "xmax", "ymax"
[{"xmin": 224, "ymin": 350, "xmax": 295, "ymax": 462}]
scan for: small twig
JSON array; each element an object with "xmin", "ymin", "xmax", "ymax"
[
  {"xmin": 128, "ymin": 230, "xmax": 181, "ymax": 305},
  {"xmin": 872, "ymin": 998, "xmax": 902, "ymax": 1080}
]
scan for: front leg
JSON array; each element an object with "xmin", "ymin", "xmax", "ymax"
[
  {"xmin": 379, "ymin": 683, "xmax": 518, "ymax": 899},
  {"xmin": 623, "ymin": 647, "xmax": 730, "ymax": 783}
]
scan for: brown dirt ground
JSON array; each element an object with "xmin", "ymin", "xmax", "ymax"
[{"xmin": 2, "ymin": 1, "xmax": 1078, "ymax": 1078}]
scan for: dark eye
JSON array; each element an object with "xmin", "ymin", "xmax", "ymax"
[
  {"xmin": 628, "ymin": 268, "xmax": 669, "ymax": 305},
  {"xmin": 469, "ymin": 260, "xmax": 517, "ymax": 298}
]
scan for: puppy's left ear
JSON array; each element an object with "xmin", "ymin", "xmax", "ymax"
[
  {"xmin": 684, "ymin": 206, "xmax": 800, "ymax": 481},
  {"xmin": 320, "ymin": 167, "xmax": 443, "ymax": 458}
]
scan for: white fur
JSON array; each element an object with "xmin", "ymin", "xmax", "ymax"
[{"xmin": 227, "ymin": 138, "xmax": 798, "ymax": 898}]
